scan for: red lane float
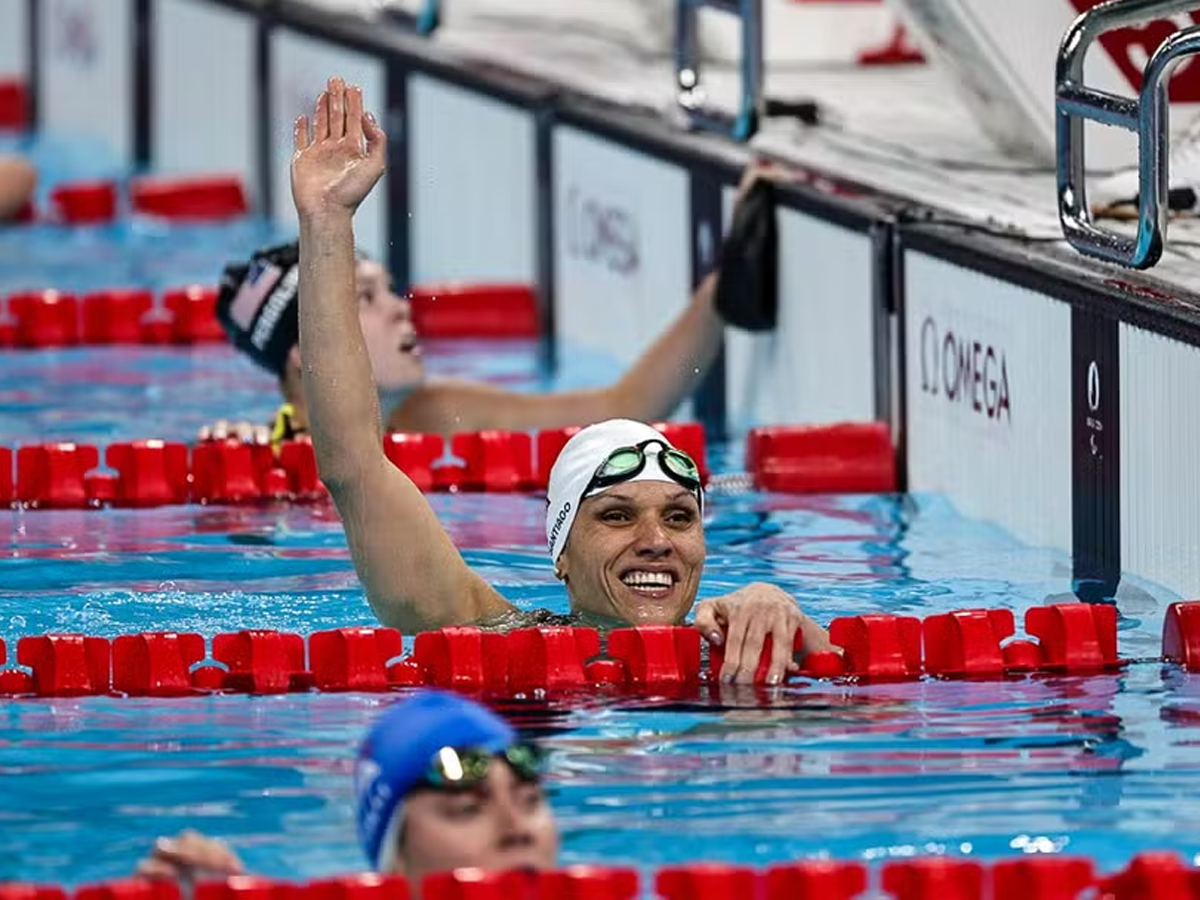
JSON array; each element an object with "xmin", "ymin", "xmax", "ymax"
[
  {"xmin": 49, "ymin": 181, "xmax": 119, "ymax": 225},
  {"xmin": 507, "ymin": 627, "xmax": 600, "ymax": 692},
  {"xmin": 309, "ymin": 627, "xmax": 403, "ymax": 692},
  {"xmin": 882, "ymin": 859, "xmax": 985, "ymax": 900},
  {"xmin": 194, "ymin": 878, "xmax": 291, "ymax": 900},
  {"xmin": 413, "ymin": 628, "xmax": 509, "ymax": 691},
  {"xmin": 451, "ymin": 431, "xmax": 535, "ymax": 492},
  {"xmin": 764, "ymin": 862, "xmax": 869, "ymax": 900},
  {"xmin": 1163, "ymin": 600, "xmax": 1200, "ymax": 671},
  {"xmin": 81, "ymin": 289, "xmax": 154, "ymax": 344},
  {"xmin": 656, "ymin": 865, "xmax": 757, "ymax": 900},
  {"xmin": 922, "ymin": 608, "xmax": 1013, "ymax": 678},
  {"xmin": 0, "ymin": 78, "xmax": 29, "ymax": 129},
  {"xmin": 111, "ymin": 632, "xmax": 207, "ymax": 697},
  {"xmin": 0, "ymin": 888, "xmax": 69, "ymax": 900},
  {"xmin": 0, "ymin": 599, "xmax": 1155, "ymax": 698},
  {"xmin": 17, "ymin": 635, "xmax": 110, "ymax": 697},
  {"xmin": 18, "ymin": 855, "xmax": 1200, "ymax": 900},
  {"xmin": 131, "ymin": 174, "xmax": 248, "ymax": 220},
  {"xmin": 535, "ymin": 427, "xmax": 581, "ymax": 489},
  {"xmin": 539, "ymin": 868, "xmax": 639, "ymax": 900},
  {"xmin": 211, "ymin": 630, "xmax": 311, "ymax": 694},
  {"xmin": 0, "ymin": 446, "xmax": 11, "ymax": 505},
  {"xmin": 383, "ymin": 433, "xmax": 444, "ymax": 493},
  {"xmin": 9, "ymin": 290, "xmax": 79, "ymax": 347},
  {"xmin": 990, "ymin": 856, "xmax": 1095, "ymax": 899},
  {"xmin": 408, "ymin": 283, "xmax": 539, "ymax": 338},
  {"xmin": 304, "ymin": 875, "xmax": 409, "ymax": 900},
  {"xmin": 163, "ymin": 285, "xmax": 225, "ymax": 343},
  {"xmin": 105, "ymin": 440, "xmax": 191, "ymax": 507},
  {"xmin": 77, "ymin": 879, "xmax": 179, "ymax": 900},
  {"xmin": 748, "ymin": 422, "xmax": 895, "ymax": 494},
  {"xmin": 16, "ymin": 442, "xmax": 99, "ymax": 509},
  {"xmin": 830, "ymin": 614, "xmax": 922, "ymax": 681}
]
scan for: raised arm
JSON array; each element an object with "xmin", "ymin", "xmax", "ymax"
[{"xmin": 292, "ymin": 76, "xmax": 510, "ymax": 631}]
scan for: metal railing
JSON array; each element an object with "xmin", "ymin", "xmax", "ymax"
[
  {"xmin": 674, "ymin": 0, "xmax": 763, "ymax": 141},
  {"xmin": 1057, "ymin": 0, "xmax": 1200, "ymax": 269}
]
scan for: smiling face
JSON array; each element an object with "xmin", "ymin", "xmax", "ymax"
[
  {"xmin": 391, "ymin": 760, "xmax": 559, "ymax": 883},
  {"xmin": 556, "ymin": 480, "xmax": 705, "ymax": 625},
  {"xmin": 355, "ymin": 258, "xmax": 425, "ymax": 393}
]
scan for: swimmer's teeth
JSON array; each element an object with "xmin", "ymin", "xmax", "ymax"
[{"xmin": 623, "ymin": 571, "xmax": 672, "ymax": 588}]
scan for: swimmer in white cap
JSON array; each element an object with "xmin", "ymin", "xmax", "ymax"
[{"xmin": 289, "ymin": 77, "xmax": 832, "ymax": 683}]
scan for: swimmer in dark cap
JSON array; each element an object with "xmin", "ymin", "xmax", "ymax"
[{"xmin": 211, "ymin": 160, "xmax": 788, "ymax": 444}]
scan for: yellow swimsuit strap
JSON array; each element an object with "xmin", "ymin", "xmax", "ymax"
[{"xmin": 270, "ymin": 402, "xmax": 304, "ymax": 455}]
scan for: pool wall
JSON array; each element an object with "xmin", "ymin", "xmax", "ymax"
[{"xmin": 2, "ymin": 0, "xmax": 1199, "ymax": 603}]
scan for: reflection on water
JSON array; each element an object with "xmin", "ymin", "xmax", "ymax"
[{"xmin": 2, "ymin": 666, "xmax": 1197, "ymax": 886}]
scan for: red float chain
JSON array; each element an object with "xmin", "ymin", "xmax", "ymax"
[
  {"xmin": 0, "ymin": 422, "xmax": 897, "ymax": 508},
  {"xmin": 0, "ymin": 280, "xmax": 544, "ymax": 345},
  {"xmin": 0, "ymin": 599, "xmax": 1192, "ymax": 699},
  {"xmin": 6, "ymin": 851, "xmax": 1200, "ymax": 900}
]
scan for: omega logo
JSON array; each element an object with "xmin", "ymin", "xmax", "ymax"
[
  {"xmin": 565, "ymin": 186, "xmax": 640, "ymax": 276},
  {"xmin": 919, "ymin": 315, "xmax": 1012, "ymax": 423}
]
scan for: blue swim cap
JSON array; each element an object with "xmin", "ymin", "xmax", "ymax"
[{"xmin": 355, "ymin": 690, "xmax": 517, "ymax": 871}]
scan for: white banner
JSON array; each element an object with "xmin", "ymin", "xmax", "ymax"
[
  {"xmin": 153, "ymin": 0, "xmax": 257, "ymax": 201},
  {"xmin": 1121, "ymin": 324, "xmax": 1200, "ymax": 600},
  {"xmin": 896, "ymin": 0, "xmax": 1200, "ymax": 169},
  {"xmin": 38, "ymin": 0, "xmax": 133, "ymax": 163},
  {"xmin": 552, "ymin": 126, "xmax": 691, "ymax": 387},
  {"xmin": 408, "ymin": 75, "xmax": 536, "ymax": 284},
  {"xmin": 270, "ymin": 28, "xmax": 387, "ymax": 259},
  {"xmin": 904, "ymin": 251, "xmax": 1072, "ymax": 551},
  {"xmin": 0, "ymin": 0, "xmax": 28, "ymax": 79},
  {"xmin": 725, "ymin": 202, "xmax": 877, "ymax": 433}
]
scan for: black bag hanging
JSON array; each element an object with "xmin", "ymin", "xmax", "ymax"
[{"xmin": 714, "ymin": 178, "xmax": 778, "ymax": 332}]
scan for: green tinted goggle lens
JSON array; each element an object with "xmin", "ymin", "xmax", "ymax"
[
  {"xmin": 423, "ymin": 744, "xmax": 544, "ymax": 789},
  {"xmin": 597, "ymin": 443, "xmax": 699, "ymax": 484}
]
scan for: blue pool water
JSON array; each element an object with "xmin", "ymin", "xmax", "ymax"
[{"xmin": 1, "ymin": 134, "xmax": 1197, "ymax": 888}]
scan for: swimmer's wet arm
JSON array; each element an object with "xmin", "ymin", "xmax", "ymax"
[
  {"xmin": 397, "ymin": 273, "xmax": 724, "ymax": 433},
  {"xmin": 293, "ymin": 77, "xmax": 512, "ymax": 631}
]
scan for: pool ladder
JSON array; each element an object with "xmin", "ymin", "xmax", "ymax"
[
  {"xmin": 675, "ymin": 0, "xmax": 764, "ymax": 141},
  {"xmin": 1057, "ymin": 0, "xmax": 1200, "ymax": 269}
]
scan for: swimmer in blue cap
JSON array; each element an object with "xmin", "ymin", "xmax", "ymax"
[
  {"xmin": 137, "ymin": 690, "xmax": 557, "ymax": 883},
  {"xmin": 286, "ymin": 77, "xmax": 834, "ymax": 684},
  {"xmin": 355, "ymin": 690, "xmax": 557, "ymax": 877}
]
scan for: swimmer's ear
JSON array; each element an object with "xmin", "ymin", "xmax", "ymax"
[{"xmin": 286, "ymin": 345, "xmax": 302, "ymax": 374}]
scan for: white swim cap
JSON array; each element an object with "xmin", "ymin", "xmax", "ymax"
[{"xmin": 544, "ymin": 419, "xmax": 702, "ymax": 564}]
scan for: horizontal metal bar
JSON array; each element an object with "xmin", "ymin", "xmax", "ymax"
[{"xmin": 1056, "ymin": 84, "xmax": 1140, "ymax": 130}]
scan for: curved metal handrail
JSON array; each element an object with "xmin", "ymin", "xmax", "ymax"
[
  {"xmin": 1057, "ymin": 0, "xmax": 1200, "ymax": 269},
  {"xmin": 674, "ymin": 0, "xmax": 763, "ymax": 142}
]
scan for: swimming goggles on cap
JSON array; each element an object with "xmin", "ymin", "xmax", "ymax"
[
  {"xmin": 419, "ymin": 743, "xmax": 546, "ymax": 791},
  {"xmin": 583, "ymin": 438, "xmax": 703, "ymax": 499}
]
